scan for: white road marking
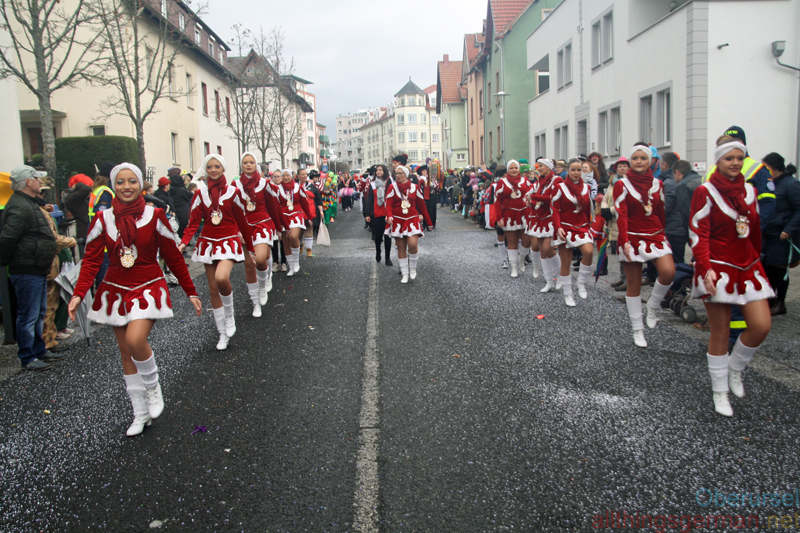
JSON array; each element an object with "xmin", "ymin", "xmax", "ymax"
[{"xmin": 353, "ymin": 261, "xmax": 380, "ymax": 532}]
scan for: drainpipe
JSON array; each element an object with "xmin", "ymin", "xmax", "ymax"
[{"xmin": 497, "ymin": 38, "xmax": 506, "ymax": 164}]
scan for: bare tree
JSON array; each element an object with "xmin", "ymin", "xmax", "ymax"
[
  {"xmin": 223, "ymin": 24, "xmax": 257, "ymax": 164},
  {"xmin": 95, "ymin": 0, "xmax": 187, "ymax": 173},
  {"xmin": 0, "ymin": 0, "xmax": 103, "ymax": 177}
]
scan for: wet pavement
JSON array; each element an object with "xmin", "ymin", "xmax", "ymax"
[{"xmin": 1, "ymin": 206, "xmax": 799, "ymax": 532}]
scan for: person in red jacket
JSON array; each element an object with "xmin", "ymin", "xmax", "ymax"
[
  {"xmin": 552, "ymin": 159, "xmax": 595, "ymax": 306},
  {"xmin": 234, "ymin": 153, "xmax": 287, "ymax": 317},
  {"xmin": 526, "ymin": 158, "xmax": 563, "ymax": 290},
  {"xmin": 494, "ymin": 160, "xmax": 533, "ymax": 278},
  {"xmin": 385, "ymin": 165, "xmax": 432, "ymax": 283},
  {"xmin": 178, "ymin": 154, "xmax": 255, "ymax": 351},
  {"xmin": 690, "ymin": 137, "xmax": 773, "ymax": 417},
  {"xmin": 270, "ymin": 168, "xmax": 315, "ymax": 276},
  {"xmin": 614, "ymin": 144, "xmax": 675, "ymax": 348},
  {"xmin": 69, "ymin": 163, "xmax": 202, "ymax": 436}
]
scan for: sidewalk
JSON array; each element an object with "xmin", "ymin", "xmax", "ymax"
[{"xmin": 441, "ymin": 208, "xmax": 800, "ymax": 392}]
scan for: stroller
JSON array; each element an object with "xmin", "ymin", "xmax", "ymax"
[{"xmin": 662, "ymin": 263, "xmax": 697, "ymax": 323}]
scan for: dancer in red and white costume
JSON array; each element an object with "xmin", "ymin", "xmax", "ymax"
[
  {"xmin": 271, "ymin": 169, "xmax": 315, "ymax": 277},
  {"xmin": 614, "ymin": 145, "xmax": 675, "ymax": 348},
  {"xmin": 494, "ymin": 160, "xmax": 533, "ymax": 278},
  {"xmin": 69, "ymin": 163, "xmax": 202, "ymax": 436},
  {"xmin": 690, "ymin": 138, "xmax": 773, "ymax": 417},
  {"xmin": 178, "ymin": 154, "xmax": 254, "ymax": 351},
  {"xmin": 235, "ymin": 153, "xmax": 286, "ymax": 317},
  {"xmin": 385, "ymin": 165, "xmax": 432, "ymax": 283},
  {"xmin": 526, "ymin": 159, "xmax": 563, "ymax": 290},
  {"xmin": 552, "ymin": 158, "xmax": 595, "ymax": 306}
]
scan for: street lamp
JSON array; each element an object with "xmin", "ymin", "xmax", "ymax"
[
  {"xmin": 494, "ymin": 92, "xmax": 509, "ymax": 164},
  {"xmin": 771, "ymin": 41, "xmax": 800, "ymax": 166}
]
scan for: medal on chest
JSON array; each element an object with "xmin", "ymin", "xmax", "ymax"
[
  {"xmin": 245, "ymin": 197, "xmax": 256, "ymax": 212},
  {"xmin": 281, "ymin": 186, "xmax": 294, "ymax": 211},
  {"xmin": 511, "ymin": 189, "xmax": 521, "ymax": 199},
  {"xmin": 120, "ymin": 244, "xmax": 138, "ymax": 268},
  {"xmin": 210, "ymin": 209, "xmax": 223, "ymax": 225},
  {"xmin": 643, "ymin": 203, "xmax": 653, "ymax": 216},
  {"xmin": 401, "ymin": 198, "xmax": 411, "ymax": 214},
  {"xmin": 735, "ymin": 215, "xmax": 750, "ymax": 238}
]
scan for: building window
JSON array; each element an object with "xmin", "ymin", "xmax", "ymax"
[
  {"xmin": 542, "ymin": 8, "xmax": 553, "ymax": 19},
  {"xmin": 422, "ymin": 149, "xmax": 428, "ymax": 160},
  {"xmin": 658, "ymin": 88, "xmax": 671, "ymax": 146},
  {"xmin": 479, "ymin": 90, "xmax": 484, "ymax": 117},
  {"xmin": 225, "ymin": 97, "xmax": 231, "ymax": 124},
  {"xmin": 432, "ymin": 151, "xmax": 440, "ymax": 159},
  {"xmin": 591, "ymin": 23, "xmax": 601, "ymax": 67},
  {"xmin": 534, "ymin": 133, "xmax": 546, "ymax": 159},
  {"xmin": 400, "ymin": 97, "xmax": 405, "ymax": 106},
  {"xmin": 178, "ymin": 12, "xmax": 185, "ymax": 31},
  {"xmin": 431, "ymin": 116, "xmax": 439, "ymax": 125},
  {"xmin": 397, "ymin": 114, "xmax": 404, "ymax": 125},
  {"xmin": 217, "ymin": 145, "xmax": 222, "ymax": 155},
  {"xmin": 610, "ymin": 107, "xmax": 621, "ymax": 155},
  {"xmin": 201, "ymin": 83, "xmax": 208, "ymax": 115},
  {"xmin": 408, "ymin": 131, "xmax": 418, "ymax": 143},
  {"xmin": 171, "ymin": 132, "xmax": 178, "ymax": 165},
  {"xmin": 554, "ymin": 125, "xmax": 568, "ymax": 159},
  {"xmin": 92, "ymin": 126, "xmax": 105, "ymax": 136},
  {"xmin": 408, "ymin": 113, "xmax": 417, "ymax": 125},
  {"xmin": 479, "ymin": 136, "xmax": 484, "ymax": 163},
  {"xmin": 420, "ymin": 131, "xmax": 427, "ymax": 142},
  {"xmin": 307, "ymin": 119, "xmax": 313, "ymax": 130},
  {"xmin": 195, "ymin": 29, "xmax": 201, "ymax": 45},
  {"xmin": 557, "ymin": 43, "xmax": 572, "ymax": 89},
  {"xmin": 432, "ymin": 133, "xmax": 440, "ymax": 143},
  {"xmin": 495, "ymin": 71, "xmax": 500, "ymax": 106},
  {"xmin": 592, "ymin": 10, "xmax": 614, "ymax": 69},
  {"xmin": 209, "ymin": 40, "xmax": 214, "ymax": 57},
  {"xmin": 160, "ymin": 0, "xmax": 167, "ymax": 17},
  {"xmin": 214, "ymin": 90, "xmax": 220, "ymax": 121},
  {"xmin": 497, "ymin": 126, "xmax": 501, "ymax": 156},
  {"xmin": 421, "ymin": 114, "xmax": 427, "ymax": 125},
  {"xmin": 189, "ymin": 138, "xmax": 195, "ymax": 170},
  {"xmin": 398, "ymin": 132, "xmax": 405, "ymax": 143},
  {"xmin": 204, "ymin": 141, "xmax": 210, "ymax": 156},
  {"xmin": 308, "ymin": 135, "xmax": 314, "ymax": 148},
  {"xmin": 599, "ymin": 111, "xmax": 608, "ymax": 155},
  {"xmin": 186, "ymin": 74, "xmax": 193, "ymax": 107},
  {"xmin": 603, "ymin": 12, "xmax": 614, "ymax": 62},
  {"xmin": 488, "ymin": 131, "xmax": 493, "ymax": 159},
  {"xmin": 640, "ymin": 95, "xmax": 653, "ymax": 144},
  {"xmin": 409, "ymin": 150, "xmax": 419, "ymax": 160},
  {"xmin": 456, "ymin": 153, "xmax": 466, "ymax": 161},
  {"xmin": 487, "ymin": 82, "xmax": 491, "ymax": 113}
]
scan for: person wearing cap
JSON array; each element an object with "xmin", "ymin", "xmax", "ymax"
[
  {"xmin": 553, "ymin": 160, "xmax": 567, "ymax": 179},
  {"xmin": 154, "ymin": 177, "xmax": 176, "ymax": 214},
  {"xmin": 178, "ymin": 154, "xmax": 256, "ymax": 351},
  {"xmin": 689, "ymin": 137, "xmax": 774, "ymax": 417},
  {"xmin": 0, "ymin": 166, "xmax": 61, "ymax": 370},
  {"xmin": 69, "ymin": 163, "xmax": 202, "ymax": 435},
  {"xmin": 648, "ymin": 146, "xmax": 661, "ymax": 180},
  {"xmin": 614, "ymin": 144, "xmax": 675, "ymax": 348}
]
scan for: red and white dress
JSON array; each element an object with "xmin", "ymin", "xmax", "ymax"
[
  {"xmin": 494, "ymin": 176, "xmax": 533, "ymax": 231},
  {"xmin": 526, "ymin": 174, "xmax": 562, "ymax": 239},
  {"xmin": 181, "ymin": 183, "xmax": 254, "ymax": 264},
  {"xmin": 551, "ymin": 179, "xmax": 593, "ymax": 248},
  {"xmin": 233, "ymin": 174, "xmax": 285, "ymax": 245},
  {"xmin": 689, "ymin": 181, "xmax": 774, "ymax": 304},
  {"xmin": 270, "ymin": 181, "xmax": 314, "ymax": 229},
  {"xmin": 613, "ymin": 176, "xmax": 672, "ymax": 262},
  {"xmin": 384, "ymin": 180, "xmax": 432, "ymax": 237},
  {"xmin": 74, "ymin": 206, "xmax": 197, "ymax": 326}
]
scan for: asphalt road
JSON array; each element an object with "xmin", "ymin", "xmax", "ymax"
[{"xmin": 1, "ymin": 205, "xmax": 799, "ymax": 532}]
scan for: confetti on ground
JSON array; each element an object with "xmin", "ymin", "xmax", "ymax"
[
  {"xmin": 43, "ymin": 410, "xmax": 50, "ymax": 414},
  {"xmin": 453, "ymin": 354, "xmax": 461, "ymax": 358},
  {"xmin": 191, "ymin": 426, "xmax": 207, "ymax": 435},
  {"xmin": 536, "ymin": 315, "xmax": 545, "ymax": 319},
  {"xmin": 224, "ymin": 449, "xmax": 231, "ymax": 453}
]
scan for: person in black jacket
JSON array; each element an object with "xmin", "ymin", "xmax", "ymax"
[
  {"xmin": 154, "ymin": 177, "xmax": 176, "ymax": 213},
  {"xmin": 672, "ymin": 160, "xmax": 702, "ymax": 248},
  {"xmin": 363, "ymin": 164, "xmax": 393, "ymax": 266},
  {"xmin": 63, "ymin": 175, "xmax": 93, "ymax": 256},
  {"xmin": 168, "ymin": 168, "xmax": 192, "ymax": 237},
  {"xmin": 761, "ymin": 152, "xmax": 800, "ymax": 316},
  {"xmin": 0, "ymin": 166, "xmax": 61, "ymax": 371}
]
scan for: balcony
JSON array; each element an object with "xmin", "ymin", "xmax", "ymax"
[
  {"xmin": 319, "ymin": 135, "xmax": 330, "ymax": 145},
  {"xmin": 320, "ymin": 149, "xmax": 331, "ymax": 158}
]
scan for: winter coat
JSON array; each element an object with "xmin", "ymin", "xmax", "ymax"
[
  {"xmin": 154, "ymin": 187, "xmax": 176, "ymax": 213},
  {"xmin": 169, "ymin": 175, "xmax": 193, "ymax": 227},
  {"xmin": 0, "ymin": 191, "xmax": 58, "ymax": 276},
  {"xmin": 600, "ymin": 175, "xmax": 621, "ymax": 241},
  {"xmin": 661, "ymin": 170, "xmax": 684, "ymax": 236},
  {"xmin": 763, "ymin": 172, "xmax": 800, "ymax": 265},
  {"xmin": 63, "ymin": 182, "xmax": 92, "ymax": 240},
  {"xmin": 675, "ymin": 170, "xmax": 702, "ymax": 238}
]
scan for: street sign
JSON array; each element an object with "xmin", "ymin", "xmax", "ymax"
[{"xmin": 322, "ymin": 165, "xmax": 328, "ymax": 172}]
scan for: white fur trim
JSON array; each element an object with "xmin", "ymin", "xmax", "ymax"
[
  {"xmin": 689, "ymin": 196, "xmax": 713, "ymax": 248},
  {"xmin": 526, "ymin": 222, "xmax": 555, "ymax": 238},
  {"xmin": 86, "ymin": 218, "xmax": 104, "ymax": 245},
  {"xmin": 191, "ymin": 236, "xmax": 245, "ymax": 264},
  {"xmin": 88, "ymin": 287, "xmax": 173, "ymax": 326},
  {"xmin": 618, "ymin": 238, "xmax": 672, "ymax": 263},
  {"xmin": 563, "ymin": 230, "xmax": 593, "ymax": 248},
  {"xmin": 691, "ymin": 269, "xmax": 775, "ymax": 305}
]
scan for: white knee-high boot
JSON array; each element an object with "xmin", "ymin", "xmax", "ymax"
[
  {"xmin": 577, "ymin": 263, "xmax": 592, "ymax": 299},
  {"xmin": 291, "ymin": 247, "xmax": 301, "ymax": 273},
  {"xmin": 497, "ymin": 241, "xmax": 508, "ymax": 265},
  {"xmin": 257, "ymin": 268, "xmax": 270, "ymax": 302},
  {"xmin": 220, "ymin": 293, "xmax": 235, "ymax": 337},
  {"xmin": 552, "ymin": 254, "xmax": 562, "ymax": 287},
  {"xmin": 409, "ymin": 253, "xmax": 418, "ymax": 280},
  {"xmin": 304, "ymin": 237, "xmax": 314, "ymax": 256},
  {"xmin": 560, "ymin": 275, "xmax": 575, "ymax": 307},
  {"xmin": 133, "ymin": 353, "xmax": 163, "ymax": 419},
  {"xmin": 246, "ymin": 282, "xmax": 261, "ymax": 317},
  {"xmin": 400, "ymin": 257, "xmax": 409, "ymax": 283},
  {"xmin": 519, "ymin": 244, "xmax": 530, "ymax": 272},
  {"xmin": 124, "ymin": 373, "xmax": 150, "ymax": 437},
  {"xmin": 728, "ymin": 339, "xmax": 759, "ymax": 398},
  {"xmin": 531, "ymin": 252, "xmax": 542, "ymax": 278},
  {"xmin": 626, "ymin": 296, "xmax": 647, "ymax": 347},
  {"xmin": 646, "ymin": 280, "xmax": 670, "ymax": 328},
  {"xmin": 213, "ymin": 307, "xmax": 228, "ymax": 350},
  {"xmin": 508, "ymin": 249, "xmax": 519, "ymax": 278},
  {"xmin": 540, "ymin": 256, "xmax": 555, "ymax": 292},
  {"xmin": 707, "ymin": 353, "xmax": 733, "ymax": 416}
]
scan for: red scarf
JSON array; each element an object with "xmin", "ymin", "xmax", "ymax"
[
  {"xmin": 111, "ymin": 194, "xmax": 145, "ymax": 252},
  {"xmin": 565, "ymin": 176, "xmax": 589, "ymax": 209},
  {"xmin": 625, "ymin": 168, "xmax": 654, "ymax": 199},
  {"xmin": 709, "ymin": 169, "xmax": 748, "ymax": 215},
  {"xmin": 239, "ymin": 172, "xmax": 260, "ymax": 202},
  {"xmin": 207, "ymin": 175, "xmax": 228, "ymax": 210},
  {"xmin": 280, "ymin": 181, "xmax": 296, "ymax": 203}
]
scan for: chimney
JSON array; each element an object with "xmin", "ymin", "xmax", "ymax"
[{"xmin": 443, "ymin": 54, "xmax": 449, "ymax": 65}]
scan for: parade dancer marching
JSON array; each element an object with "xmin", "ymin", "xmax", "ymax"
[
  {"xmin": 69, "ymin": 163, "xmax": 202, "ymax": 436},
  {"xmin": 493, "ymin": 161, "xmax": 533, "ymax": 278},
  {"xmin": 526, "ymin": 158, "xmax": 562, "ymax": 289},
  {"xmin": 552, "ymin": 159, "xmax": 595, "ymax": 306},
  {"xmin": 614, "ymin": 144, "xmax": 675, "ymax": 348},
  {"xmin": 385, "ymin": 165, "xmax": 432, "ymax": 283},
  {"xmin": 302, "ymin": 169, "xmax": 324, "ymax": 255},
  {"xmin": 235, "ymin": 153, "xmax": 286, "ymax": 317},
  {"xmin": 272, "ymin": 169, "xmax": 315, "ymax": 277},
  {"xmin": 178, "ymin": 154, "xmax": 255, "ymax": 351},
  {"xmin": 364, "ymin": 164, "xmax": 394, "ymax": 266},
  {"xmin": 690, "ymin": 138, "xmax": 773, "ymax": 417}
]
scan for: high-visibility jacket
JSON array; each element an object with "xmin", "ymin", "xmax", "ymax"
[{"xmin": 88, "ymin": 185, "xmax": 114, "ymax": 222}]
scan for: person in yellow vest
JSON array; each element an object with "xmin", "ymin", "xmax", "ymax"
[
  {"xmin": 89, "ymin": 162, "xmax": 116, "ymax": 287},
  {"xmin": 704, "ymin": 127, "xmax": 776, "ymax": 346}
]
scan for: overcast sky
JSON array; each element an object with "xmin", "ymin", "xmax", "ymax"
[{"xmin": 207, "ymin": 0, "xmax": 488, "ymax": 141}]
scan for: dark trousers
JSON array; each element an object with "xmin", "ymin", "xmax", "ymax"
[
  {"xmin": 372, "ymin": 217, "xmax": 391, "ymax": 259},
  {"xmin": 425, "ymin": 198, "xmax": 437, "ymax": 228},
  {"xmin": 271, "ymin": 241, "xmax": 287, "ymax": 264},
  {"xmin": 667, "ymin": 233, "xmax": 688, "ymax": 265},
  {"xmin": 9, "ymin": 273, "xmax": 48, "ymax": 365},
  {"xmin": 765, "ymin": 264, "xmax": 789, "ymax": 303},
  {"xmin": 439, "ymin": 190, "xmax": 449, "ymax": 206}
]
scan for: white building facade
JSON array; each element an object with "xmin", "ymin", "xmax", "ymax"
[
  {"xmin": 526, "ymin": 0, "xmax": 800, "ymax": 171},
  {"xmin": 393, "ymin": 79, "xmax": 444, "ymax": 167}
]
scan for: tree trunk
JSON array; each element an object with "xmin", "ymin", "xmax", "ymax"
[
  {"xmin": 136, "ymin": 121, "xmax": 147, "ymax": 177},
  {"xmin": 37, "ymin": 93, "xmax": 57, "ymax": 179}
]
